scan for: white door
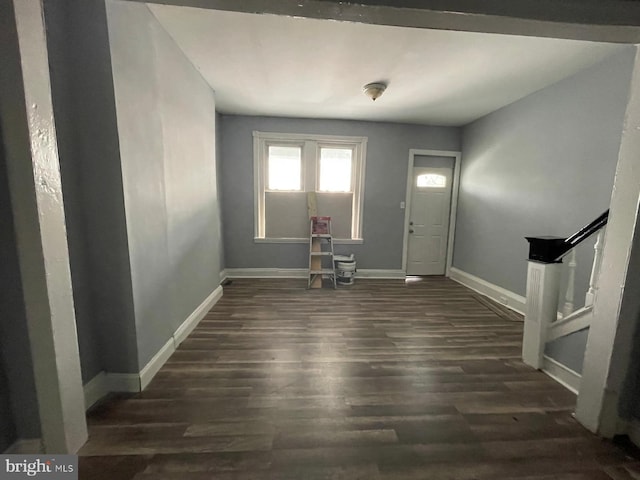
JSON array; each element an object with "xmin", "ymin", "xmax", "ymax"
[{"xmin": 406, "ymin": 167, "xmax": 453, "ymax": 275}]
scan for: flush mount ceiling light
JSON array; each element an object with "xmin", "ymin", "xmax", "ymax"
[{"xmin": 362, "ymin": 82, "xmax": 387, "ymax": 101}]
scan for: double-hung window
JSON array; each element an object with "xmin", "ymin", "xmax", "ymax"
[{"xmin": 254, "ymin": 131, "xmax": 367, "ymax": 242}]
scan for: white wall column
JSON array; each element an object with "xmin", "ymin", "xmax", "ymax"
[
  {"xmin": 0, "ymin": 0, "xmax": 88, "ymax": 453},
  {"xmin": 575, "ymin": 46, "xmax": 640, "ymax": 437},
  {"xmin": 522, "ymin": 261, "xmax": 561, "ymax": 369}
]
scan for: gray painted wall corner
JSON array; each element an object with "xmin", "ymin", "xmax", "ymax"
[
  {"xmin": 0, "ymin": 127, "xmax": 41, "ymax": 442},
  {"xmin": 44, "ymin": 0, "xmax": 139, "ymax": 378},
  {"xmin": 216, "ymin": 111, "xmax": 226, "ymax": 275},
  {"xmin": 454, "ymin": 46, "xmax": 637, "ymax": 298},
  {"xmin": 0, "ymin": 0, "xmax": 45, "ymax": 442},
  {"xmin": 106, "ymin": 1, "xmax": 223, "ymax": 368},
  {"xmin": 616, "ymin": 225, "xmax": 640, "ymax": 422}
]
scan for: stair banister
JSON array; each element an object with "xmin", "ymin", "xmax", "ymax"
[
  {"xmin": 562, "ymin": 249, "xmax": 577, "ymax": 318},
  {"xmin": 561, "ymin": 210, "xmax": 609, "ymax": 257},
  {"xmin": 522, "ymin": 211, "xmax": 609, "ymax": 371},
  {"xmin": 585, "ymin": 228, "xmax": 606, "ymax": 307}
]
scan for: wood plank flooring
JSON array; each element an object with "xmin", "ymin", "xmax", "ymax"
[{"xmin": 80, "ymin": 277, "xmax": 640, "ymax": 479}]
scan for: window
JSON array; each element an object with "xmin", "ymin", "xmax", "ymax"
[
  {"xmin": 267, "ymin": 146, "xmax": 302, "ymax": 191},
  {"xmin": 319, "ymin": 148, "xmax": 352, "ymax": 192},
  {"xmin": 417, "ymin": 173, "xmax": 447, "ymax": 188},
  {"xmin": 254, "ymin": 131, "xmax": 367, "ymax": 242}
]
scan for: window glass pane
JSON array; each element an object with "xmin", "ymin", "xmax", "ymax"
[
  {"xmin": 268, "ymin": 146, "xmax": 301, "ymax": 190},
  {"xmin": 417, "ymin": 173, "xmax": 446, "ymax": 188},
  {"xmin": 319, "ymin": 148, "xmax": 352, "ymax": 192}
]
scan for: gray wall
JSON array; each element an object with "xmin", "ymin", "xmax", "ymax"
[
  {"xmin": 622, "ymin": 313, "xmax": 640, "ymax": 422},
  {"xmin": 623, "ymin": 317, "xmax": 640, "ymax": 421},
  {"xmin": 1, "ymin": 125, "xmax": 19, "ymax": 451},
  {"xmin": 0, "ymin": 353, "xmax": 15, "ymax": 452},
  {"xmin": 544, "ymin": 328, "xmax": 589, "ymax": 374},
  {"xmin": 455, "ymin": 47, "xmax": 635, "ymax": 297},
  {"xmin": 45, "ymin": 0, "xmax": 100, "ymax": 382},
  {"xmin": 618, "ymin": 225, "xmax": 640, "ymax": 422},
  {"xmin": 618, "ymin": 313, "xmax": 640, "ymax": 422},
  {"xmin": 0, "ymin": 131, "xmax": 40, "ymax": 445},
  {"xmin": 44, "ymin": 0, "xmax": 139, "ymax": 378},
  {"xmin": 0, "ymin": 1, "xmax": 42, "ymax": 443},
  {"xmin": 455, "ymin": 47, "xmax": 636, "ymax": 371},
  {"xmin": 107, "ymin": 0, "xmax": 222, "ymax": 368},
  {"xmin": 216, "ymin": 112, "xmax": 226, "ymax": 273},
  {"xmin": 220, "ymin": 115, "xmax": 460, "ymax": 269}
]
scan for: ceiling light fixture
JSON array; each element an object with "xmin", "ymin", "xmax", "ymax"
[{"xmin": 362, "ymin": 82, "xmax": 387, "ymax": 101}]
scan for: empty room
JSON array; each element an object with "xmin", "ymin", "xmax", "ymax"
[{"xmin": 2, "ymin": 0, "xmax": 640, "ymax": 479}]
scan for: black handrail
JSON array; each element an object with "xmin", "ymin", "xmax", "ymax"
[
  {"xmin": 525, "ymin": 210, "xmax": 609, "ymax": 263},
  {"xmin": 562, "ymin": 210, "xmax": 609, "ymax": 255}
]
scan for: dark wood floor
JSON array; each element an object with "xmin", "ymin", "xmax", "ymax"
[{"xmin": 80, "ymin": 277, "xmax": 640, "ymax": 479}]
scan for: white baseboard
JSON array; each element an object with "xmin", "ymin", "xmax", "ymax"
[
  {"xmin": 84, "ymin": 286, "xmax": 224, "ymax": 406},
  {"xmin": 174, "ymin": 286, "xmax": 223, "ymax": 345},
  {"xmin": 83, "ymin": 372, "xmax": 109, "ymax": 409},
  {"xmin": 139, "ymin": 338, "xmax": 175, "ymax": 391},
  {"xmin": 225, "ymin": 268, "xmax": 307, "ymax": 278},
  {"xmin": 449, "ymin": 267, "xmax": 526, "ymax": 315},
  {"xmin": 225, "ymin": 268, "xmax": 406, "ymax": 280},
  {"xmin": 542, "ymin": 355, "xmax": 581, "ymax": 394},
  {"xmin": 140, "ymin": 285, "xmax": 224, "ymax": 390},
  {"xmin": 357, "ymin": 269, "xmax": 406, "ymax": 279},
  {"xmin": 3, "ymin": 439, "xmax": 43, "ymax": 454},
  {"xmin": 219, "ymin": 269, "xmax": 228, "ymax": 282},
  {"xmin": 84, "ymin": 372, "xmax": 141, "ymax": 410},
  {"xmin": 105, "ymin": 373, "xmax": 141, "ymax": 393}
]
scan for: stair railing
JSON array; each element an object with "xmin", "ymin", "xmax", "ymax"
[
  {"xmin": 522, "ymin": 210, "xmax": 608, "ymax": 370},
  {"xmin": 584, "ymin": 227, "xmax": 606, "ymax": 308}
]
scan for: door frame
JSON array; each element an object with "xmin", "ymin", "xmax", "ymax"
[{"xmin": 401, "ymin": 149, "xmax": 461, "ymax": 277}]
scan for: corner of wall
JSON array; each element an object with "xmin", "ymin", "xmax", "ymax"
[
  {"xmin": 449, "ymin": 267, "xmax": 526, "ymax": 315},
  {"xmin": 83, "ymin": 285, "xmax": 224, "ymax": 409}
]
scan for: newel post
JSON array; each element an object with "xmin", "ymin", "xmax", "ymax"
[{"xmin": 522, "ymin": 237, "xmax": 563, "ymax": 369}]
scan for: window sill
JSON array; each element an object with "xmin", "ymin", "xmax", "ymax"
[{"xmin": 254, "ymin": 237, "xmax": 364, "ymax": 245}]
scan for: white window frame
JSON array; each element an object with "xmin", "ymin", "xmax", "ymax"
[{"xmin": 253, "ymin": 131, "xmax": 367, "ymax": 244}]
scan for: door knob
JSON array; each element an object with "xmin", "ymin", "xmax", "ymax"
[{"xmin": 409, "ymin": 229, "xmax": 414, "ymax": 234}]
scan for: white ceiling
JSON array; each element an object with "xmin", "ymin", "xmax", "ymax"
[{"xmin": 148, "ymin": 4, "xmax": 623, "ymax": 126}]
